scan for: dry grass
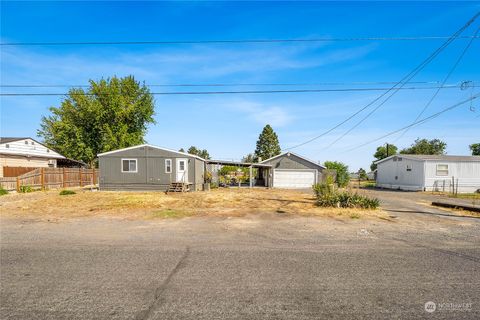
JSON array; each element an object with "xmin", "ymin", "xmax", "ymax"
[{"xmin": 0, "ymin": 188, "xmax": 387, "ymax": 221}]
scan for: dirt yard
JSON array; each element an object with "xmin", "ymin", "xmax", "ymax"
[{"xmin": 0, "ymin": 188, "xmax": 387, "ymax": 221}]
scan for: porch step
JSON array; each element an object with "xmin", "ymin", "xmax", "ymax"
[{"xmin": 166, "ymin": 182, "xmax": 190, "ymax": 193}]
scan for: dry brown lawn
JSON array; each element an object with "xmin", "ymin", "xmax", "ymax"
[{"xmin": 0, "ymin": 188, "xmax": 387, "ymax": 221}]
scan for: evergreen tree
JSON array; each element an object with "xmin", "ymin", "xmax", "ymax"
[{"xmin": 254, "ymin": 125, "xmax": 281, "ymax": 161}]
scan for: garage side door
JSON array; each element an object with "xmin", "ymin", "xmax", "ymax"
[{"xmin": 273, "ymin": 169, "xmax": 316, "ymax": 189}]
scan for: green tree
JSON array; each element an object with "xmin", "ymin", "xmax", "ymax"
[
  {"xmin": 187, "ymin": 146, "xmax": 199, "ymax": 155},
  {"xmin": 179, "ymin": 148, "xmax": 185, "ymax": 153},
  {"xmin": 358, "ymin": 168, "xmax": 368, "ymax": 181},
  {"xmin": 324, "ymin": 161, "xmax": 350, "ymax": 188},
  {"xmin": 186, "ymin": 146, "xmax": 210, "ymax": 159},
  {"xmin": 370, "ymin": 143, "xmax": 398, "ymax": 171},
  {"xmin": 469, "ymin": 143, "xmax": 480, "ymax": 156},
  {"xmin": 254, "ymin": 124, "xmax": 281, "ymax": 161},
  {"xmin": 400, "ymin": 138, "xmax": 446, "ymax": 155},
  {"xmin": 242, "ymin": 153, "xmax": 255, "ymax": 163},
  {"xmin": 199, "ymin": 149, "xmax": 210, "ymax": 160},
  {"xmin": 38, "ymin": 76, "xmax": 155, "ymax": 167}
]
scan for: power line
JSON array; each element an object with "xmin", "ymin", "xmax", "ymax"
[
  {"xmin": 324, "ymin": 26, "xmax": 479, "ymax": 150},
  {"xmin": 0, "ymin": 81, "xmax": 444, "ymax": 88},
  {"xmin": 1, "ymin": 36, "xmax": 479, "ymax": 46},
  {"xmin": 0, "ymin": 85, "xmax": 475, "ymax": 97},
  {"xmin": 394, "ymin": 25, "xmax": 480, "ymax": 141},
  {"xmin": 342, "ymin": 93, "xmax": 479, "ymax": 153},
  {"xmin": 284, "ymin": 11, "xmax": 480, "ymax": 151}
]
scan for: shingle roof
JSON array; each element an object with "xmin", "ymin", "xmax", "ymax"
[
  {"xmin": 0, "ymin": 137, "xmax": 31, "ymax": 144},
  {"xmin": 375, "ymin": 154, "xmax": 480, "ymax": 164}
]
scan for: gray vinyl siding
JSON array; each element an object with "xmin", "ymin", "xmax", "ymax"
[
  {"xmin": 99, "ymin": 145, "xmax": 205, "ymax": 191},
  {"xmin": 262, "ymin": 153, "xmax": 325, "ymax": 186}
]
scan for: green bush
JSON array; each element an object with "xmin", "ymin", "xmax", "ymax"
[
  {"xmin": 59, "ymin": 189, "xmax": 76, "ymax": 196},
  {"xmin": 0, "ymin": 186, "xmax": 8, "ymax": 196},
  {"xmin": 19, "ymin": 185, "xmax": 34, "ymax": 193},
  {"xmin": 314, "ymin": 188, "xmax": 379, "ymax": 209},
  {"xmin": 312, "ymin": 182, "xmax": 335, "ymax": 198}
]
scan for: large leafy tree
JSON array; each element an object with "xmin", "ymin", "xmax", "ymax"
[
  {"xmin": 254, "ymin": 124, "xmax": 281, "ymax": 161},
  {"xmin": 324, "ymin": 161, "xmax": 350, "ymax": 188},
  {"xmin": 400, "ymin": 138, "xmax": 446, "ymax": 155},
  {"xmin": 38, "ymin": 76, "xmax": 155, "ymax": 167},
  {"xmin": 469, "ymin": 143, "xmax": 480, "ymax": 156},
  {"xmin": 186, "ymin": 146, "xmax": 210, "ymax": 159},
  {"xmin": 370, "ymin": 143, "xmax": 398, "ymax": 171}
]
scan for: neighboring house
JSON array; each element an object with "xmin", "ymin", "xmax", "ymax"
[
  {"xmin": 0, "ymin": 137, "xmax": 65, "ymax": 177},
  {"xmin": 260, "ymin": 152, "xmax": 326, "ymax": 188},
  {"xmin": 97, "ymin": 144, "xmax": 207, "ymax": 191},
  {"xmin": 375, "ymin": 154, "xmax": 480, "ymax": 193}
]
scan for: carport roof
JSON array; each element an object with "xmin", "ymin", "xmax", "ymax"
[{"xmin": 207, "ymin": 159, "xmax": 272, "ymax": 168}]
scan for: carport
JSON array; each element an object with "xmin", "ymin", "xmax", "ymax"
[{"xmin": 206, "ymin": 159, "xmax": 272, "ymax": 187}]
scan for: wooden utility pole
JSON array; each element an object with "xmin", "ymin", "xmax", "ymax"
[
  {"xmin": 62, "ymin": 168, "xmax": 66, "ymax": 188},
  {"xmin": 16, "ymin": 176, "xmax": 20, "ymax": 192}
]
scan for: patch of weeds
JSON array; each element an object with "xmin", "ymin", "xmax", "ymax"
[
  {"xmin": 150, "ymin": 209, "xmax": 190, "ymax": 219},
  {"xmin": 0, "ymin": 186, "xmax": 8, "ymax": 196},
  {"xmin": 313, "ymin": 184, "xmax": 380, "ymax": 209},
  {"xmin": 350, "ymin": 213, "xmax": 360, "ymax": 219},
  {"xmin": 19, "ymin": 185, "xmax": 34, "ymax": 193},
  {"xmin": 59, "ymin": 189, "xmax": 76, "ymax": 196}
]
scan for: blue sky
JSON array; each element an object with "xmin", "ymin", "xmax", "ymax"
[{"xmin": 1, "ymin": 1, "xmax": 479, "ymax": 170}]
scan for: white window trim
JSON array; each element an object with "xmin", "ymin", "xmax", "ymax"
[
  {"xmin": 436, "ymin": 164, "xmax": 448, "ymax": 176},
  {"xmin": 165, "ymin": 159, "xmax": 172, "ymax": 173},
  {"xmin": 121, "ymin": 158, "xmax": 138, "ymax": 173}
]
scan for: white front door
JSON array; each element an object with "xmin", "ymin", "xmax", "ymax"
[{"xmin": 176, "ymin": 158, "xmax": 188, "ymax": 182}]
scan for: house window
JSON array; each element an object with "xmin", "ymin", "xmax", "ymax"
[
  {"xmin": 25, "ymin": 141, "xmax": 28, "ymax": 145},
  {"xmin": 31, "ymin": 142, "xmax": 35, "ymax": 145},
  {"xmin": 5, "ymin": 144, "xmax": 9, "ymax": 148},
  {"xmin": 121, "ymin": 159, "xmax": 137, "ymax": 173},
  {"xmin": 406, "ymin": 164, "xmax": 412, "ymax": 172},
  {"xmin": 165, "ymin": 159, "xmax": 172, "ymax": 173},
  {"xmin": 179, "ymin": 161, "xmax": 185, "ymax": 171},
  {"xmin": 436, "ymin": 164, "xmax": 448, "ymax": 176}
]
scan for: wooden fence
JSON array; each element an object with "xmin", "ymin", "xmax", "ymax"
[
  {"xmin": 0, "ymin": 168, "xmax": 99, "ymax": 191},
  {"xmin": 0, "ymin": 177, "xmax": 17, "ymax": 191},
  {"xmin": 3, "ymin": 166, "xmax": 38, "ymax": 177}
]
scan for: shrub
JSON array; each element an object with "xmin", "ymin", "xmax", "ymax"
[
  {"xmin": 59, "ymin": 189, "xmax": 76, "ymax": 196},
  {"xmin": 312, "ymin": 182, "xmax": 335, "ymax": 198},
  {"xmin": 0, "ymin": 186, "xmax": 8, "ymax": 196},
  {"xmin": 314, "ymin": 189, "xmax": 380, "ymax": 209},
  {"xmin": 19, "ymin": 185, "xmax": 34, "ymax": 193}
]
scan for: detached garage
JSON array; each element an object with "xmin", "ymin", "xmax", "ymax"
[{"xmin": 260, "ymin": 152, "xmax": 325, "ymax": 189}]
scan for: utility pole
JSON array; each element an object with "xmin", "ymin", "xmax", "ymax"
[{"xmin": 386, "ymin": 143, "xmax": 390, "ymax": 157}]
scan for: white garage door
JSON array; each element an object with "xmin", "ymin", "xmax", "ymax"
[{"xmin": 273, "ymin": 170, "xmax": 316, "ymax": 189}]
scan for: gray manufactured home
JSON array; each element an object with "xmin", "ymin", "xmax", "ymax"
[{"xmin": 98, "ymin": 144, "xmax": 206, "ymax": 191}]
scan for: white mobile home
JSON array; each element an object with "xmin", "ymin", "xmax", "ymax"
[{"xmin": 375, "ymin": 155, "xmax": 480, "ymax": 193}]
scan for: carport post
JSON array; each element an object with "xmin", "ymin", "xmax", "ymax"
[{"xmin": 249, "ymin": 165, "xmax": 253, "ymax": 188}]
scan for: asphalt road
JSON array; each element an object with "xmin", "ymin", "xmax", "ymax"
[{"xmin": 1, "ymin": 190, "xmax": 479, "ymax": 319}]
